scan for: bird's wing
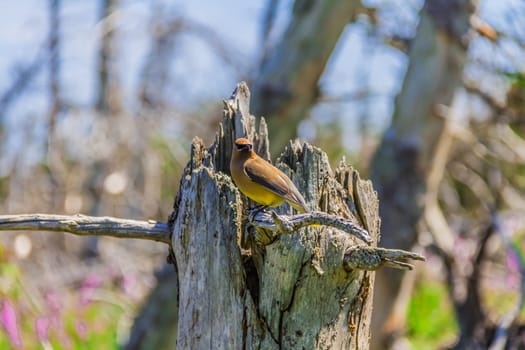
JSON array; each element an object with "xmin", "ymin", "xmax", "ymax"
[
  {"xmin": 244, "ymin": 158, "xmax": 308, "ymax": 212},
  {"xmin": 244, "ymin": 158, "xmax": 291, "ymax": 198}
]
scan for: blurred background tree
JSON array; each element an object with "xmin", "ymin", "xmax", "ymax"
[{"xmin": 0, "ymin": 0, "xmax": 524, "ymax": 349}]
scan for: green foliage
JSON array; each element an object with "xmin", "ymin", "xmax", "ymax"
[
  {"xmin": 506, "ymin": 72, "xmax": 525, "ymax": 88},
  {"xmin": 0, "ymin": 261, "xmax": 128, "ymax": 349},
  {"xmin": 407, "ymin": 279, "xmax": 458, "ymax": 349}
]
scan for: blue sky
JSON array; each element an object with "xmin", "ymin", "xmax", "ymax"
[{"xmin": 0, "ymin": 0, "xmax": 522, "ymax": 170}]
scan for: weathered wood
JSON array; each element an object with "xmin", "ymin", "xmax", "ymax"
[
  {"xmin": 248, "ymin": 210, "xmax": 373, "ymax": 245},
  {"xmin": 0, "ymin": 213, "xmax": 170, "ymax": 244},
  {"xmin": 169, "ymin": 82, "xmax": 386, "ymax": 349},
  {"xmin": 251, "ymin": 138, "xmax": 381, "ymax": 349},
  {"xmin": 171, "ymin": 140, "xmax": 268, "ymax": 349}
]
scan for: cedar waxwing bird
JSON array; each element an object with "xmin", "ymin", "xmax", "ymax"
[{"xmin": 230, "ymin": 138, "xmax": 309, "ymax": 213}]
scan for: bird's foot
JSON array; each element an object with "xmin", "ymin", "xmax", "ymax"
[
  {"xmin": 247, "ymin": 205, "xmax": 270, "ymax": 223},
  {"xmin": 251, "ymin": 205, "xmax": 268, "ymax": 215}
]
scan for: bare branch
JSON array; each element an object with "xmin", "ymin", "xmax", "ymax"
[
  {"xmin": 317, "ymin": 90, "xmax": 380, "ymax": 104},
  {"xmin": 247, "ymin": 210, "xmax": 424, "ymax": 271},
  {"xmin": 260, "ymin": 0, "xmax": 278, "ymax": 63},
  {"xmin": 463, "ymin": 79, "xmax": 506, "ymax": 115},
  {"xmin": 47, "ymin": 0, "xmax": 61, "ymax": 133},
  {"xmin": 0, "ymin": 48, "xmax": 47, "ymax": 118},
  {"xmin": 0, "ymin": 214, "xmax": 171, "ymax": 245},
  {"xmin": 249, "ymin": 210, "xmax": 373, "ymax": 244},
  {"xmin": 96, "ymin": 0, "xmax": 122, "ymax": 114},
  {"xmin": 181, "ymin": 19, "xmax": 247, "ymax": 72}
]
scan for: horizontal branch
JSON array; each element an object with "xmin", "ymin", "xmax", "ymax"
[
  {"xmin": 0, "ymin": 214, "xmax": 171, "ymax": 245},
  {"xmin": 248, "ymin": 210, "xmax": 425, "ymax": 271},
  {"xmin": 249, "ymin": 210, "xmax": 373, "ymax": 244}
]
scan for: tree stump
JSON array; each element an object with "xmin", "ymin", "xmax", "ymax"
[{"xmin": 167, "ymin": 82, "xmax": 385, "ymax": 349}]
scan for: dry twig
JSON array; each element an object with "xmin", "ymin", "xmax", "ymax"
[
  {"xmin": 0, "ymin": 214, "xmax": 170, "ymax": 244},
  {"xmin": 249, "ymin": 210, "xmax": 373, "ymax": 244}
]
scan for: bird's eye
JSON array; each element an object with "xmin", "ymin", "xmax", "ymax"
[{"xmin": 235, "ymin": 142, "xmax": 252, "ymax": 151}]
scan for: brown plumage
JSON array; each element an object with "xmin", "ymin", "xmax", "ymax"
[{"xmin": 230, "ymin": 138, "xmax": 308, "ymax": 213}]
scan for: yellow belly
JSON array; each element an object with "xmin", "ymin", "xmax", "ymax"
[{"xmin": 233, "ymin": 174, "xmax": 284, "ymax": 207}]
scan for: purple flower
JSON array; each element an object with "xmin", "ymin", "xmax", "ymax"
[
  {"xmin": 44, "ymin": 291, "xmax": 63, "ymax": 312},
  {"xmin": 80, "ymin": 274, "xmax": 102, "ymax": 305},
  {"xmin": 35, "ymin": 316, "xmax": 50, "ymax": 342},
  {"xmin": 121, "ymin": 273, "xmax": 141, "ymax": 300},
  {"xmin": 81, "ymin": 273, "xmax": 103, "ymax": 289},
  {"xmin": 0, "ymin": 299, "xmax": 23, "ymax": 348},
  {"xmin": 75, "ymin": 319, "xmax": 88, "ymax": 339}
]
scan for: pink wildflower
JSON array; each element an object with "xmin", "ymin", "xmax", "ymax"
[
  {"xmin": 35, "ymin": 316, "xmax": 51, "ymax": 342},
  {"xmin": 75, "ymin": 319, "xmax": 89, "ymax": 339},
  {"xmin": 0, "ymin": 299, "xmax": 23, "ymax": 348},
  {"xmin": 121, "ymin": 273, "xmax": 141, "ymax": 300},
  {"xmin": 44, "ymin": 291, "xmax": 63, "ymax": 312},
  {"xmin": 79, "ymin": 273, "xmax": 102, "ymax": 305}
]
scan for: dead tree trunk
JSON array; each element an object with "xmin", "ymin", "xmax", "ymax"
[
  {"xmin": 166, "ymin": 82, "xmax": 394, "ymax": 349},
  {"xmin": 119, "ymin": 82, "xmax": 422, "ymax": 349}
]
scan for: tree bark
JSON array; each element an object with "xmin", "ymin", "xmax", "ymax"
[
  {"xmin": 167, "ymin": 82, "xmax": 381, "ymax": 348},
  {"xmin": 369, "ymin": 0, "xmax": 474, "ymax": 347}
]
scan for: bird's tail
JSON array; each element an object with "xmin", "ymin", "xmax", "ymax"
[{"xmin": 287, "ymin": 196, "xmax": 309, "ymax": 213}]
